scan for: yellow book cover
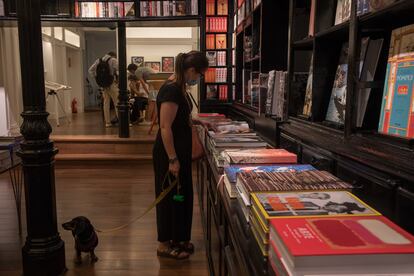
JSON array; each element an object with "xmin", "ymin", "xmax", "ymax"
[{"xmin": 251, "ymin": 190, "xmax": 380, "ymax": 222}]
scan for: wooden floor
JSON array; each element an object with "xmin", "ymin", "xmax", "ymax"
[
  {"xmin": 0, "ymin": 163, "xmax": 209, "ymax": 276},
  {"xmin": 49, "ymin": 110, "xmax": 157, "ymax": 138}
]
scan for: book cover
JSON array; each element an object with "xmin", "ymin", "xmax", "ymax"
[
  {"xmin": 226, "ymin": 149, "xmax": 297, "ymax": 164},
  {"xmin": 378, "ymin": 24, "xmax": 414, "ymax": 138},
  {"xmin": 217, "ymin": 0, "xmax": 228, "ymax": 15},
  {"xmin": 237, "ymin": 170, "xmax": 353, "ymax": 194},
  {"xmin": 302, "ymin": 56, "xmax": 313, "ymax": 117},
  {"xmin": 252, "ymin": 191, "xmax": 379, "ymax": 221},
  {"xmin": 266, "ymin": 70, "xmax": 276, "ymax": 115},
  {"xmin": 224, "ymin": 164, "xmax": 315, "ymax": 184},
  {"xmin": 325, "ymin": 43, "xmax": 349, "ymax": 124},
  {"xmin": 334, "ymin": 0, "xmax": 344, "ymax": 25},
  {"xmin": 206, "ymin": 51, "xmax": 217, "ymax": 66},
  {"xmin": 270, "ymin": 216, "xmax": 414, "ymax": 267},
  {"xmin": 0, "ymin": 0, "xmax": 4, "ymax": 16},
  {"xmin": 216, "ymin": 34, "xmax": 227, "ymax": 49},
  {"xmin": 206, "ymin": 85, "xmax": 218, "ymax": 100},
  {"xmin": 206, "ymin": 34, "xmax": 215, "ymax": 49},
  {"xmin": 370, "ymin": 0, "xmax": 397, "ymax": 11},
  {"xmin": 176, "ymin": 1, "xmax": 186, "ymax": 15},
  {"xmin": 124, "ymin": 2, "xmax": 135, "ymax": 17},
  {"xmin": 342, "ymin": 0, "xmax": 351, "ymax": 22}
]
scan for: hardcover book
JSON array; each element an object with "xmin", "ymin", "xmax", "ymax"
[
  {"xmin": 206, "ymin": 51, "xmax": 217, "ymax": 66},
  {"xmin": 270, "ymin": 216, "xmax": 414, "ymax": 270},
  {"xmin": 217, "ymin": 0, "xmax": 228, "ymax": 15},
  {"xmin": 215, "ymin": 34, "xmax": 227, "ymax": 49},
  {"xmin": 252, "ymin": 191, "xmax": 379, "ymax": 229},
  {"xmin": 236, "ymin": 170, "xmax": 352, "ymax": 199},
  {"xmin": 224, "ymin": 164, "xmax": 315, "ymax": 184},
  {"xmin": 378, "ymin": 24, "xmax": 414, "ymax": 138},
  {"xmin": 224, "ymin": 164, "xmax": 314, "ymax": 198},
  {"xmin": 325, "ymin": 43, "xmax": 349, "ymax": 124},
  {"xmin": 206, "ymin": 85, "xmax": 218, "ymax": 100},
  {"xmin": 302, "ymin": 56, "xmax": 313, "ymax": 117},
  {"xmin": 212, "ymin": 136, "xmax": 267, "ymax": 148},
  {"xmin": 225, "ymin": 149, "xmax": 297, "ymax": 164}
]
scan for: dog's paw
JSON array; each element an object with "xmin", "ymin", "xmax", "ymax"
[{"xmin": 90, "ymin": 255, "xmax": 99, "ymax": 263}]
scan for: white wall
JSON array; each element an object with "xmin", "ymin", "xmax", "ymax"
[
  {"xmin": 41, "ymin": 29, "xmax": 84, "ymax": 119},
  {"xmin": 0, "ymin": 28, "xmax": 23, "ymax": 136}
]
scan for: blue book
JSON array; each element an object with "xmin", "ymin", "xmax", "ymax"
[
  {"xmin": 224, "ymin": 164, "xmax": 315, "ymax": 184},
  {"xmin": 379, "ymin": 59, "xmax": 414, "ymax": 138}
]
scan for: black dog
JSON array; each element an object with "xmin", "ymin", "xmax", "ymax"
[{"xmin": 62, "ymin": 216, "xmax": 99, "ymax": 264}]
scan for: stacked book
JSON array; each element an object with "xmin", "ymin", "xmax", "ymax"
[
  {"xmin": 269, "ymin": 214, "xmax": 414, "ymax": 275},
  {"xmin": 251, "ymin": 190, "xmax": 378, "ymax": 258},
  {"xmin": 140, "ymin": 0, "xmax": 198, "ymax": 17},
  {"xmin": 74, "ymin": 2, "xmax": 135, "ymax": 18},
  {"xmin": 224, "ymin": 164, "xmax": 314, "ymax": 199}
]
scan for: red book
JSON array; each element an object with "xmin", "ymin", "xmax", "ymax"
[
  {"xmin": 270, "ymin": 216, "xmax": 414, "ymax": 270},
  {"xmin": 226, "ymin": 148, "xmax": 297, "ymax": 164}
]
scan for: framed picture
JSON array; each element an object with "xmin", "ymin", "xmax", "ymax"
[
  {"xmin": 144, "ymin": 61, "xmax": 160, "ymax": 73},
  {"xmin": 131, "ymin": 56, "xmax": 144, "ymax": 67},
  {"xmin": 162, "ymin": 57, "xmax": 174, "ymax": 72}
]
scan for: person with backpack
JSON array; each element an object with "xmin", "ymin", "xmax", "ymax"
[{"xmin": 88, "ymin": 51, "xmax": 119, "ymax": 128}]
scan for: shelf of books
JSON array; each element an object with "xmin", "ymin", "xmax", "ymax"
[
  {"xmin": 287, "ymin": 0, "xmax": 414, "ymax": 145},
  {"xmin": 201, "ymin": 0, "xmax": 233, "ymax": 110},
  {"xmin": 233, "ymin": 0, "xmax": 289, "ymax": 120},
  {"xmin": 0, "ymin": 0, "xmax": 200, "ymax": 22},
  {"xmin": 195, "ymin": 113, "xmax": 414, "ymax": 276}
]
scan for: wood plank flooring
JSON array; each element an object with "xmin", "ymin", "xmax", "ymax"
[
  {"xmin": 0, "ymin": 162, "xmax": 209, "ymax": 276},
  {"xmin": 49, "ymin": 110, "xmax": 158, "ymax": 138}
]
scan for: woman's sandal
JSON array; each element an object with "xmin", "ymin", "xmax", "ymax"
[
  {"xmin": 177, "ymin": 242, "xmax": 195, "ymax": 254},
  {"xmin": 157, "ymin": 245, "xmax": 190, "ymax": 260}
]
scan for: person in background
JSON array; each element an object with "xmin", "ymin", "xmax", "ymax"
[
  {"xmin": 136, "ymin": 69, "xmax": 152, "ymax": 125},
  {"xmin": 153, "ymin": 51, "xmax": 212, "ymax": 260},
  {"xmin": 127, "ymin": 63, "xmax": 141, "ymax": 124},
  {"xmin": 88, "ymin": 51, "xmax": 119, "ymax": 128}
]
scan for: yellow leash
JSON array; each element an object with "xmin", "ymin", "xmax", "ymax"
[{"xmin": 95, "ymin": 173, "xmax": 179, "ymax": 233}]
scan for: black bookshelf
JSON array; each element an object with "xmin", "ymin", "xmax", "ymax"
[
  {"xmin": 280, "ymin": 0, "xmax": 414, "ymax": 235},
  {"xmin": 200, "ymin": 0, "xmax": 234, "ymax": 112}
]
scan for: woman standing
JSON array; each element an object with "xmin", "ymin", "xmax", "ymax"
[{"xmin": 153, "ymin": 51, "xmax": 210, "ymax": 259}]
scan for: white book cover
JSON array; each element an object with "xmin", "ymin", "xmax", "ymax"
[
  {"xmin": 335, "ymin": 0, "xmax": 344, "ymax": 25},
  {"xmin": 108, "ymin": 2, "xmax": 115, "ymax": 17}
]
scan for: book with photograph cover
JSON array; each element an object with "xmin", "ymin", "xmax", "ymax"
[
  {"xmin": 224, "ymin": 164, "xmax": 314, "ymax": 198},
  {"xmin": 236, "ymin": 170, "xmax": 353, "ymax": 200},
  {"xmin": 302, "ymin": 55, "xmax": 313, "ymax": 117},
  {"xmin": 206, "ymin": 51, "xmax": 217, "ymax": 66},
  {"xmin": 206, "ymin": 85, "xmax": 218, "ymax": 100},
  {"xmin": 252, "ymin": 191, "xmax": 379, "ymax": 228},
  {"xmin": 216, "ymin": 34, "xmax": 227, "ymax": 49},
  {"xmin": 217, "ymin": 0, "xmax": 228, "ymax": 15},
  {"xmin": 225, "ymin": 164, "xmax": 315, "ymax": 184}
]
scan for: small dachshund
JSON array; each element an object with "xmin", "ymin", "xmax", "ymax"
[{"xmin": 62, "ymin": 216, "xmax": 99, "ymax": 264}]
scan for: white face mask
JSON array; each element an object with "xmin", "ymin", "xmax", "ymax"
[{"xmin": 186, "ymin": 78, "xmax": 198, "ymax": 86}]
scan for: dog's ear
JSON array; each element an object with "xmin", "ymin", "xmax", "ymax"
[{"xmin": 74, "ymin": 219, "xmax": 87, "ymax": 236}]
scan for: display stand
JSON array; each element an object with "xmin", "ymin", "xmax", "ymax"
[{"xmin": 45, "ymin": 80, "xmax": 72, "ymax": 127}]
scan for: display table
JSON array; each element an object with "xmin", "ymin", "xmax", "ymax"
[
  {"xmin": 0, "ymin": 138, "xmax": 23, "ymax": 234},
  {"xmin": 195, "ymin": 129, "xmax": 270, "ymax": 276}
]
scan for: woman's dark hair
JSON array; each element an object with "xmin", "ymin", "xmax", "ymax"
[
  {"xmin": 127, "ymin": 63, "xmax": 138, "ymax": 72},
  {"xmin": 175, "ymin": 50, "xmax": 209, "ymax": 94}
]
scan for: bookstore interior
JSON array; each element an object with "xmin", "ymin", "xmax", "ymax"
[{"xmin": 0, "ymin": 0, "xmax": 414, "ymax": 275}]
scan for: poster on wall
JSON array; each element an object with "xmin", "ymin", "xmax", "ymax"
[
  {"xmin": 131, "ymin": 56, "xmax": 144, "ymax": 67},
  {"xmin": 145, "ymin": 61, "xmax": 160, "ymax": 73},
  {"xmin": 162, "ymin": 57, "xmax": 175, "ymax": 72}
]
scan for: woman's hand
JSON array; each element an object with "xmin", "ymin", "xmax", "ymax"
[{"xmin": 169, "ymin": 159, "xmax": 180, "ymax": 178}]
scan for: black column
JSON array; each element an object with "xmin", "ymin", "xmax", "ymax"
[
  {"xmin": 16, "ymin": 0, "xmax": 66, "ymax": 275},
  {"xmin": 117, "ymin": 22, "xmax": 130, "ymax": 138}
]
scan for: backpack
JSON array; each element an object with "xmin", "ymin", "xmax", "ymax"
[{"xmin": 95, "ymin": 57, "xmax": 114, "ymax": 88}]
